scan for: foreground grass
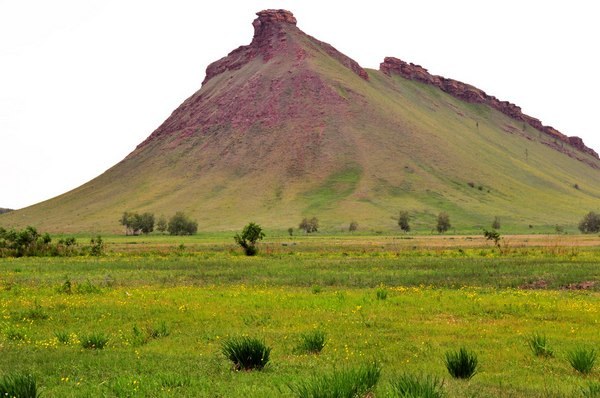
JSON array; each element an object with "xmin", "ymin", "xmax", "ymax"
[{"xmin": 1, "ymin": 238, "xmax": 599, "ymax": 396}]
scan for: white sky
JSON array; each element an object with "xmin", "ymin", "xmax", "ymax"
[{"xmin": 1, "ymin": 0, "xmax": 598, "ymax": 209}]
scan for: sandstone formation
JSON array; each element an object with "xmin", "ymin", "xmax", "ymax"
[
  {"xmin": 380, "ymin": 57, "xmax": 598, "ymax": 161},
  {"xmin": 203, "ymin": 9, "xmax": 368, "ymax": 85}
]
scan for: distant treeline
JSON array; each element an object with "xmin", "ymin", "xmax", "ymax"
[{"xmin": 0, "ymin": 208, "xmax": 13, "ymax": 214}]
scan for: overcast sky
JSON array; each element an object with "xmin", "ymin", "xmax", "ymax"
[{"xmin": 1, "ymin": 1, "xmax": 598, "ymax": 209}]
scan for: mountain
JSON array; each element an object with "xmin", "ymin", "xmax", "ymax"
[
  {"xmin": 2, "ymin": 9, "xmax": 599, "ymax": 233},
  {"xmin": 0, "ymin": 208, "xmax": 13, "ymax": 215}
]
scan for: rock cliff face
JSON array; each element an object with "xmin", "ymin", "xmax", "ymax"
[
  {"xmin": 380, "ymin": 57, "xmax": 599, "ymax": 161},
  {"xmin": 203, "ymin": 9, "xmax": 367, "ymax": 85}
]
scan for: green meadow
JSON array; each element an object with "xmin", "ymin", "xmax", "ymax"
[{"xmin": 1, "ymin": 234, "xmax": 599, "ymax": 397}]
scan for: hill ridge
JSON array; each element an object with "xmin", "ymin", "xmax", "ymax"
[{"xmin": 380, "ymin": 57, "xmax": 598, "ymax": 164}]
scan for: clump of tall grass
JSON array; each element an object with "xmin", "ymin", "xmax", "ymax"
[
  {"xmin": 0, "ymin": 373, "xmax": 40, "ymax": 398},
  {"xmin": 568, "ymin": 348, "xmax": 596, "ymax": 374},
  {"xmin": 17, "ymin": 301, "xmax": 48, "ymax": 321},
  {"xmin": 221, "ymin": 337, "xmax": 271, "ymax": 370},
  {"xmin": 390, "ymin": 373, "xmax": 445, "ymax": 398},
  {"xmin": 298, "ymin": 330, "xmax": 326, "ymax": 354},
  {"xmin": 80, "ymin": 333, "xmax": 109, "ymax": 349},
  {"xmin": 5, "ymin": 326, "xmax": 26, "ymax": 341},
  {"xmin": 444, "ymin": 348, "xmax": 478, "ymax": 380},
  {"xmin": 159, "ymin": 372, "xmax": 192, "ymax": 389},
  {"xmin": 580, "ymin": 382, "xmax": 600, "ymax": 397},
  {"xmin": 131, "ymin": 321, "xmax": 170, "ymax": 346},
  {"xmin": 376, "ymin": 288, "xmax": 388, "ymax": 300},
  {"xmin": 148, "ymin": 321, "xmax": 170, "ymax": 339},
  {"xmin": 54, "ymin": 330, "xmax": 70, "ymax": 344},
  {"xmin": 76, "ymin": 279, "xmax": 102, "ymax": 294},
  {"xmin": 291, "ymin": 362, "xmax": 381, "ymax": 398},
  {"xmin": 528, "ymin": 333, "xmax": 554, "ymax": 357}
]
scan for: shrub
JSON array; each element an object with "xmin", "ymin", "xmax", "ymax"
[
  {"xmin": 291, "ymin": 362, "xmax": 381, "ymax": 398},
  {"xmin": 390, "ymin": 373, "xmax": 445, "ymax": 398},
  {"xmin": 528, "ymin": 333, "xmax": 553, "ymax": 357},
  {"xmin": 299, "ymin": 217, "xmax": 319, "ymax": 233},
  {"xmin": 221, "ymin": 337, "xmax": 271, "ymax": 370},
  {"xmin": 0, "ymin": 374, "xmax": 40, "ymax": 398},
  {"xmin": 156, "ymin": 215, "xmax": 168, "ymax": 233},
  {"xmin": 491, "ymin": 216, "xmax": 501, "ymax": 229},
  {"xmin": 436, "ymin": 212, "xmax": 451, "ymax": 234},
  {"xmin": 234, "ymin": 222, "xmax": 265, "ymax": 256},
  {"xmin": 568, "ymin": 348, "xmax": 596, "ymax": 374},
  {"xmin": 167, "ymin": 212, "xmax": 198, "ymax": 236},
  {"xmin": 89, "ymin": 235, "xmax": 104, "ymax": 256},
  {"xmin": 398, "ymin": 211, "xmax": 411, "ymax": 232},
  {"xmin": 579, "ymin": 212, "xmax": 600, "ymax": 234},
  {"xmin": 81, "ymin": 333, "xmax": 109, "ymax": 349},
  {"xmin": 298, "ymin": 330, "xmax": 326, "ymax": 354},
  {"xmin": 119, "ymin": 212, "xmax": 155, "ymax": 235},
  {"xmin": 445, "ymin": 348, "xmax": 478, "ymax": 380},
  {"xmin": 349, "ymin": 221, "xmax": 358, "ymax": 232},
  {"xmin": 483, "ymin": 229, "xmax": 501, "ymax": 247},
  {"xmin": 288, "ymin": 227, "xmax": 294, "ymax": 237}
]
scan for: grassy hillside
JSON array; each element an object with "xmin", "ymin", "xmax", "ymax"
[{"xmin": 1, "ymin": 15, "xmax": 599, "ymax": 233}]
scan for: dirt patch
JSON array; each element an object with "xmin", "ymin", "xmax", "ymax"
[
  {"xmin": 519, "ymin": 279, "xmax": 549, "ymax": 290},
  {"xmin": 561, "ymin": 281, "xmax": 596, "ymax": 290}
]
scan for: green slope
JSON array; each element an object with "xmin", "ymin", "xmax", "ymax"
[{"xmin": 2, "ymin": 11, "xmax": 599, "ymax": 233}]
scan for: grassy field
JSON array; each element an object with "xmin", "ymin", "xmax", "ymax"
[{"xmin": 1, "ymin": 234, "xmax": 599, "ymax": 397}]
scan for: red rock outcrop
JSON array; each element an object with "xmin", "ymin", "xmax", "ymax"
[
  {"xmin": 380, "ymin": 57, "xmax": 599, "ymax": 161},
  {"xmin": 203, "ymin": 9, "xmax": 368, "ymax": 85}
]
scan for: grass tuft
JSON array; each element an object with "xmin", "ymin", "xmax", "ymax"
[
  {"xmin": 581, "ymin": 382, "xmax": 600, "ymax": 397},
  {"xmin": 298, "ymin": 330, "xmax": 326, "ymax": 354},
  {"xmin": 0, "ymin": 373, "xmax": 40, "ymax": 398},
  {"xmin": 81, "ymin": 333, "xmax": 109, "ymax": 349},
  {"xmin": 148, "ymin": 321, "xmax": 170, "ymax": 339},
  {"xmin": 5, "ymin": 326, "xmax": 26, "ymax": 341},
  {"xmin": 445, "ymin": 348, "xmax": 478, "ymax": 380},
  {"xmin": 221, "ymin": 336, "xmax": 271, "ymax": 371},
  {"xmin": 528, "ymin": 333, "xmax": 554, "ymax": 357},
  {"xmin": 291, "ymin": 362, "xmax": 381, "ymax": 398},
  {"xmin": 568, "ymin": 348, "xmax": 596, "ymax": 374},
  {"xmin": 54, "ymin": 330, "xmax": 70, "ymax": 344},
  {"xmin": 376, "ymin": 288, "xmax": 388, "ymax": 300},
  {"xmin": 390, "ymin": 373, "xmax": 445, "ymax": 398}
]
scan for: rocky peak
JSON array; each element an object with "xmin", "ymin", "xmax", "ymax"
[
  {"xmin": 381, "ymin": 57, "xmax": 599, "ymax": 162},
  {"xmin": 253, "ymin": 9, "xmax": 297, "ymax": 28},
  {"xmin": 202, "ymin": 9, "xmax": 368, "ymax": 85}
]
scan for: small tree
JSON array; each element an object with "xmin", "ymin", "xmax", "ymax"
[
  {"xmin": 579, "ymin": 211, "xmax": 600, "ymax": 234},
  {"xmin": 299, "ymin": 217, "xmax": 319, "ymax": 233},
  {"xmin": 287, "ymin": 227, "xmax": 294, "ymax": 237},
  {"xmin": 398, "ymin": 211, "xmax": 410, "ymax": 232},
  {"xmin": 349, "ymin": 221, "xmax": 358, "ymax": 232},
  {"xmin": 491, "ymin": 216, "xmax": 501, "ymax": 230},
  {"xmin": 138, "ymin": 213, "xmax": 155, "ymax": 234},
  {"xmin": 119, "ymin": 211, "xmax": 154, "ymax": 235},
  {"xmin": 156, "ymin": 215, "xmax": 167, "ymax": 233},
  {"xmin": 436, "ymin": 212, "xmax": 451, "ymax": 234},
  {"xmin": 234, "ymin": 222, "xmax": 265, "ymax": 256},
  {"xmin": 483, "ymin": 229, "xmax": 501, "ymax": 247},
  {"xmin": 167, "ymin": 212, "xmax": 198, "ymax": 236}
]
